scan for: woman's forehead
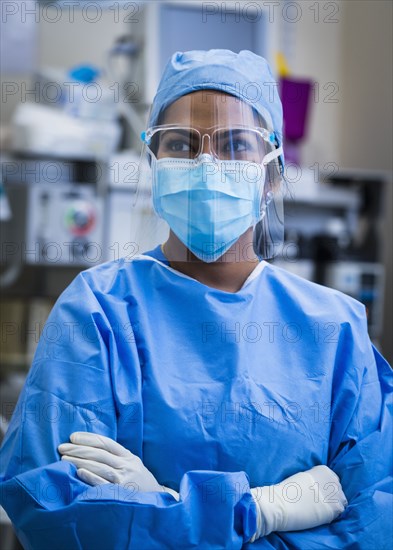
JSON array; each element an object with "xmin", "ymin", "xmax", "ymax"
[{"xmin": 160, "ymin": 90, "xmax": 259, "ymax": 128}]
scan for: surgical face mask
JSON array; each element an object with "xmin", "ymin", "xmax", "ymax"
[{"xmin": 152, "ymin": 154, "xmax": 276, "ymax": 262}]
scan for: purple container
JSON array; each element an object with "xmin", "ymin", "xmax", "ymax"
[{"xmin": 280, "ymin": 78, "xmax": 313, "ymax": 142}]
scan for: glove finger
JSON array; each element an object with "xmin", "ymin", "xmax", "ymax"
[
  {"xmin": 69, "ymin": 432, "xmax": 130, "ymax": 458},
  {"xmin": 58, "ymin": 443, "xmax": 123, "ymax": 469},
  {"xmin": 61, "ymin": 455, "xmax": 119, "ymax": 483},
  {"xmin": 58, "ymin": 443, "xmax": 75, "ymax": 454},
  {"xmin": 77, "ymin": 468, "xmax": 109, "ymax": 487}
]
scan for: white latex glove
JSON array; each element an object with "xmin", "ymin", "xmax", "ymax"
[
  {"xmin": 58, "ymin": 432, "xmax": 179, "ymax": 500},
  {"xmin": 250, "ymin": 465, "xmax": 348, "ymax": 542}
]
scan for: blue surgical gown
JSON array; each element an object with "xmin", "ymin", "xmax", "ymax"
[{"xmin": 1, "ymin": 246, "xmax": 392, "ymax": 549}]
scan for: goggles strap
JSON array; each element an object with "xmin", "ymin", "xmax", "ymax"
[{"xmin": 262, "ymin": 146, "xmax": 283, "ymax": 166}]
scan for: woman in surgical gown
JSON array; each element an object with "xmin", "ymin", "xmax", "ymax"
[{"xmin": 1, "ymin": 50, "xmax": 392, "ymax": 549}]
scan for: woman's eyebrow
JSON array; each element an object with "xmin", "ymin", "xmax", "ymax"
[
  {"xmin": 218, "ymin": 128, "xmax": 249, "ymax": 136},
  {"xmin": 161, "ymin": 128, "xmax": 195, "ymax": 135}
]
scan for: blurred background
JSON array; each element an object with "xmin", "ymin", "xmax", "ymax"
[{"xmin": 0, "ymin": 3, "xmax": 392, "ymax": 543}]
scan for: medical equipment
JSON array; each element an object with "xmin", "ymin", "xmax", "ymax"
[
  {"xmin": 2, "ymin": 178, "xmax": 104, "ymax": 267},
  {"xmin": 106, "ymin": 36, "xmax": 145, "ymax": 147},
  {"xmin": 323, "ymin": 261, "xmax": 385, "ymax": 341},
  {"xmin": 9, "ymin": 59, "xmax": 122, "ymax": 160},
  {"xmin": 11, "ymin": 103, "xmax": 121, "ymax": 160}
]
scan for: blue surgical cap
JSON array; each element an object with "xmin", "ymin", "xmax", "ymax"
[{"xmin": 148, "ymin": 49, "xmax": 283, "ymax": 151}]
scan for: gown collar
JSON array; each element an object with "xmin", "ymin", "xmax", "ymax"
[{"xmin": 137, "ymin": 245, "xmax": 267, "ymax": 293}]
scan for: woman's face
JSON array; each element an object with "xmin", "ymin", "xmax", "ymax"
[
  {"xmin": 155, "ymin": 90, "xmax": 270, "ymax": 162},
  {"xmin": 150, "ymin": 90, "xmax": 283, "ymax": 265}
]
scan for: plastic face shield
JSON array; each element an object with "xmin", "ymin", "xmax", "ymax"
[{"xmin": 134, "ymin": 91, "xmax": 284, "ymax": 263}]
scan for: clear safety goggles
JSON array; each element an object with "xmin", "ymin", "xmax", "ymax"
[{"xmin": 141, "ymin": 125, "xmax": 277, "ymax": 163}]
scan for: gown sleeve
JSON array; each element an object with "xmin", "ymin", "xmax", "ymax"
[
  {"xmin": 247, "ymin": 309, "xmax": 393, "ymax": 549},
  {"xmin": 0, "ymin": 268, "xmax": 256, "ymax": 550}
]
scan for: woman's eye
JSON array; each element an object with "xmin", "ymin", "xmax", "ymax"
[
  {"xmin": 168, "ymin": 139, "xmax": 191, "ymax": 152},
  {"xmin": 223, "ymin": 139, "xmax": 250, "ymax": 153},
  {"xmin": 232, "ymin": 140, "xmax": 248, "ymax": 152}
]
